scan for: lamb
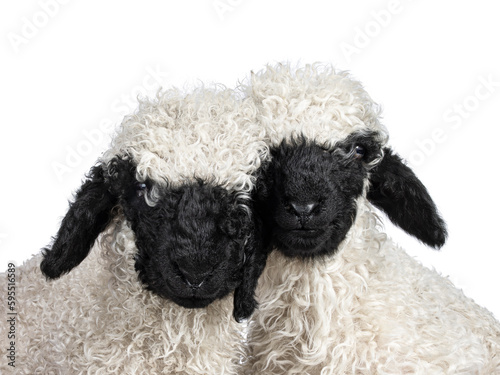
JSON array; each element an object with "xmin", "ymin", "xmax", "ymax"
[
  {"xmin": 244, "ymin": 63, "xmax": 500, "ymax": 374},
  {"xmin": 0, "ymin": 86, "xmax": 269, "ymax": 374}
]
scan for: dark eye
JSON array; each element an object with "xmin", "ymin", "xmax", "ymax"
[
  {"xmin": 354, "ymin": 145, "xmax": 365, "ymax": 159},
  {"xmin": 136, "ymin": 182, "xmax": 148, "ymax": 197}
]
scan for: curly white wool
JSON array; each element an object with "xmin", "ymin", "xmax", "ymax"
[
  {"xmin": 104, "ymin": 87, "xmax": 268, "ymax": 196},
  {"xmin": 248, "ymin": 63, "xmax": 388, "ymax": 149}
]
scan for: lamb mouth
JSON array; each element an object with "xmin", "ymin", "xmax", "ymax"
[
  {"xmin": 173, "ymin": 295, "xmax": 214, "ymax": 309},
  {"xmin": 290, "ymin": 228, "xmax": 320, "ymax": 234},
  {"xmin": 275, "ymin": 227, "xmax": 326, "ymax": 249},
  {"xmin": 158, "ymin": 284, "xmax": 217, "ymax": 309},
  {"xmin": 288, "ymin": 228, "xmax": 325, "ymax": 239}
]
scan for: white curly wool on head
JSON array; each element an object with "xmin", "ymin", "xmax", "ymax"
[
  {"xmin": 104, "ymin": 86, "xmax": 268, "ymax": 195},
  {"xmin": 248, "ymin": 63, "xmax": 388, "ymax": 148}
]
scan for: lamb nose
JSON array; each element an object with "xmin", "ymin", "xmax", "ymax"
[
  {"xmin": 182, "ymin": 273, "xmax": 206, "ymax": 289},
  {"xmin": 185, "ymin": 278, "xmax": 205, "ymax": 289},
  {"xmin": 290, "ymin": 201, "xmax": 317, "ymax": 216},
  {"xmin": 178, "ymin": 267, "xmax": 208, "ymax": 289}
]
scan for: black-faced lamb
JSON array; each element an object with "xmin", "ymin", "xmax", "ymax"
[
  {"xmin": 245, "ymin": 64, "xmax": 500, "ymax": 374},
  {"xmin": 0, "ymin": 86, "xmax": 269, "ymax": 374}
]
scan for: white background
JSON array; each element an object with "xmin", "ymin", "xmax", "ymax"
[{"xmin": 1, "ymin": 1, "xmax": 499, "ymax": 319}]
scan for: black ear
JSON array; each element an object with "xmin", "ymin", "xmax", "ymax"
[
  {"xmin": 40, "ymin": 163, "xmax": 118, "ymax": 279},
  {"xmin": 232, "ymin": 215, "xmax": 271, "ymax": 322},
  {"xmin": 252, "ymin": 160, "xmax": 275, "ymax": 227},
  {"xmin": 232, "ymin": 167, "xmax": 275, "ymax": 322},
  {"xmin": 367, "ymin": 148, "xmax": 447, "ymax": 249}
]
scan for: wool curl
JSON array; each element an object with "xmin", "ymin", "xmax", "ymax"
[
  {"xmin": 245, "ymin": 62, "xmax": 389, "ymax": 149},
  {"xmin": 103, "ymin": 86, "xmax": 268, "ymax": 197}
]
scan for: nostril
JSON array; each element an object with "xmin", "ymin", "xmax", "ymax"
[
  {"xmin": 181, "ymin": 273, "xmax": 206, "ymax": 289},
  {"xmin": 176, "ymin": 265, "xmax": 208, "ymax": 289},
  {"xmin": 290, "ymin": 201, "xmax": 318, "ymax": 216},
  {"xmin": 184, "ymin": 278, "xmax": 205, "ymax": 289}
]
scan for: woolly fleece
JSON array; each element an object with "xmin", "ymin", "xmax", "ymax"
[
  {"xmin": 0, "ymin": 86, "xmax": 268, "ymax": 374},
  {"xmin": 244, "ymin": 64, "xmax": 500, "ymax": 374}
]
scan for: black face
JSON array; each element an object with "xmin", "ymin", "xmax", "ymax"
[
  {"xmin": 128, "ymin": 183, "xmax": 249, "ymax": 308},
  {"xmin": 257, "ymin": 133, "xmax": 382, "ymax": 258},
  {"xmin": 109, "ymin": 159, "xmax": 251, "ymax": 309}
]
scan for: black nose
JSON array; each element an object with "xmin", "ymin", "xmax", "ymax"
[
  {"xmin": 290, "ymin": 201, "xmax": 317, "ymax": 216},
  {"xmin": 185, "ymin": 278, "xmax": 205, "ymax": 289},
  {"xmin": 177, "ymin": 265, "xmax": 209, "ymax": 289}
]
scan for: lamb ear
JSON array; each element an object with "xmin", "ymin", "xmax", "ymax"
[
  {"xmin": 40, "ymin": 163, "xmax": 118, "ymax": 279},
  {"xmin": 367, "ymin": 147, "xmax": 447, "ymax": 249},
  {"xmin": 252, "ymin": 161, "xmax": 275, "ymax": 227},
  {"xmin": 232, "ymin": 215, "xmax": 271, "ymax": 322}
]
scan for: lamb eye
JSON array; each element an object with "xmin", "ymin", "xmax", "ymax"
[
  {"xmin": 136, "ymin": 183, "xmax": 148, "ymax": 197},
  {"xmin": 354, "ymin": 145, "xmax": 365, "ymax": 159}
]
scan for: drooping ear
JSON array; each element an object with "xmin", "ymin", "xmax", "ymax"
[
  {"xmin": 232, "ymin": 213, "xmax": 271, "ymax": 322},
  {"xmin": 232, "ymin": 166, "xmax": 275, "ymax": 322},
  {"xmin": 252, "ymin": 160, "xmax": 276, "ymax": 228},
  {"xmin": 367, "ymin": 147, "xmax": 447, "ymax": 249},
  {"xmin": 254, "ymin": 159, "xmax": 273, "ymax": 200},
  {"xmin": 40, "ymin": 163, "xmax": 118, "ymax": 279}
]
